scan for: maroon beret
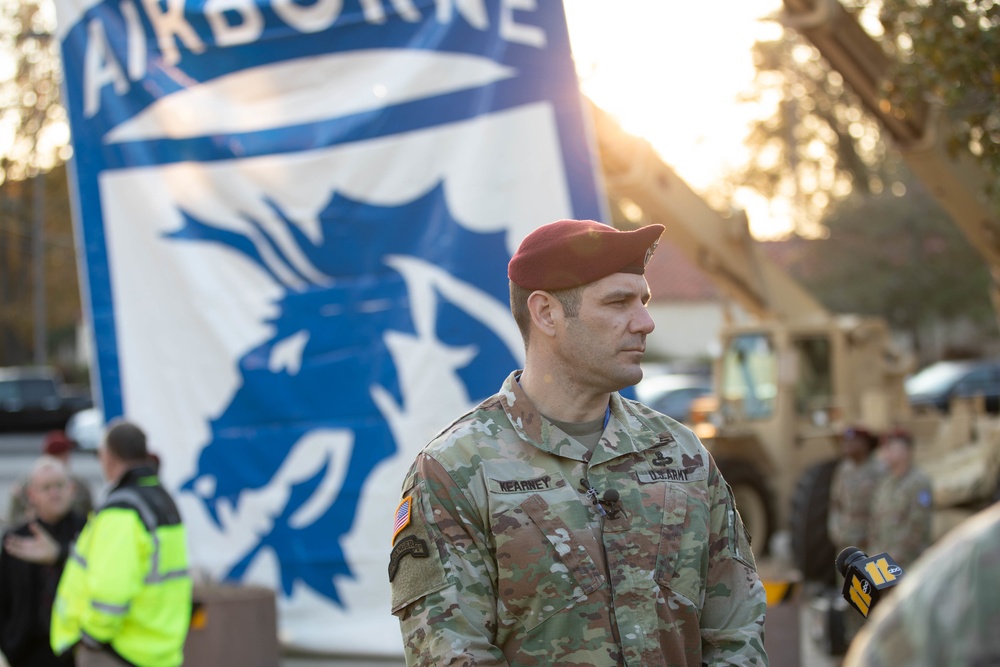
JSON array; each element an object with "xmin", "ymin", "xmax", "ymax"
[
  {"xmin": 43, "ymin": 430, "xmax": 75, "ymax": 456},
  {"xmin": 508, "ymin": 219, "xmax": 665, "ymax": 291},
  {"xmin": 842, "ymin": 425, "xmax": 872, "ymax": 440}
]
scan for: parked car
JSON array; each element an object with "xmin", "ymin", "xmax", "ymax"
[
  {"xmin": 0, "ymin": 366, "xmax": 93, "ymax": 432},
  {"xmin": 634, "ymin": 372, "xmax": 713, "ymax": 423},
  {"xmin": 905, "ymin": 359, "xmax": 1000, "ymax": 414},
  {"xmin": 66, "ymin": 406, "xmax": 104, "ymax": 451}
]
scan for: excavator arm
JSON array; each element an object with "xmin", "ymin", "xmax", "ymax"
[{"xmin": 590, "ymin": 100, "xmax": 830, "ymax": 326}]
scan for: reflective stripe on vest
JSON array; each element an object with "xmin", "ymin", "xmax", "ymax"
[
  {"xmin": 91, "ymin": 600, "xmax": 130, "ymax": 615},
  {"xmin": 70, "ymin": 546, "xmax": 87, "ymax": 568}
]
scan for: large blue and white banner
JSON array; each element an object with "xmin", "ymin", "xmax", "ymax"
[{"xmin": 54, "ymin": 0, "xmax": 605, "ymax": 653}]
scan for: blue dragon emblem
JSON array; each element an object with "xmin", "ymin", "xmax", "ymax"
[{"xmin": 175, "ymin": 182, "xmax": 518, "ymax": 605}]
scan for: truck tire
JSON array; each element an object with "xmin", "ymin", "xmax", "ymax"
[
  {"xmin": 790, "ymin": 459, "xmax": 838, "ymax": 586},
  {"xmin": 716, "ymin": 459, "xmax": 775, "ymax": 559}
]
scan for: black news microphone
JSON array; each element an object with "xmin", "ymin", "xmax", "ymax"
[{"xmin": 835, "ymin": 546, "xmax": 905, "ymax": 618}]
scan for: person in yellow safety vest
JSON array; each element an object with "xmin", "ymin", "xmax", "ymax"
[{"xmin": 51, "ymin": 419, "xmax": 192, "ymax": 667}]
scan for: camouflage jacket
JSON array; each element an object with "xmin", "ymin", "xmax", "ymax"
[
  {"xmin": 828, "ymin": 456, "xmax": 883, "ymax": 551},
  {"xmin": 844, "ymin": 503, "xmax": 1000, "ymax": 666},
  {"xmin": 867, "ymin": 466, "xmax": 933, "ymax": 568},
  {"xmin": 389, "ymin": 371, "xmax": 768, "ymax": 666}
]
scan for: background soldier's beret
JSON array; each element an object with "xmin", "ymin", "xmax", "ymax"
[
  {"xmin": 508, "ymin": 219, "xmax": 665, "ymax": 291},
  {"xmin": 843, "ymin": 425, "xmax": 878, "ymax": 450},
  {"xmin": 43, "ymin": 430, "xmax": 76, "ymax": 456},
  {"xmin": 843, "ymin": 425, "xmax": 873, "ymax": 441}
]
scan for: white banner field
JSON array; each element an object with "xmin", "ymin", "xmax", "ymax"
[{"xmin": 53, "ymin": 0, "xmax": 605, "ymax": 654}]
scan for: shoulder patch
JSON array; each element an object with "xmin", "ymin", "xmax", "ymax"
[
  {"xmin": 388, "ymin": 495, "xmax": 448, "ymax": 613},
  {"xmin": 918, "ymin": 489, "xmax": 932, "ymax": 508},
  {"xmin": 388, "ymin": 535, "xmax": 429, "ymax": 582},
  {"xmin": 392, "ymin": 496, "xmax": 412, "ymax": 545}
]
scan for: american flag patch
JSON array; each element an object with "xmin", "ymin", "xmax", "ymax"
[{"xmin": 392, "ymin": 496, "xmax": 412, "ymax": 545}]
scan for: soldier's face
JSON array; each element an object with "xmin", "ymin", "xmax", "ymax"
[
  {"xmin": 841, "ymin": 436, "xmax": 865, "ymax": 460},
  {"xmin": 558, "ymin": 272, "xmax": 655, "ymax": 392},
  {"xmin": 879, "ymin": 438, "xmax": 909, "ymax": 469}
]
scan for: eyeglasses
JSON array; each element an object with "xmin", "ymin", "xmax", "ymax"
[{"xmin": 33, "ymin": 480, "xmax": 69, "ymax": 493}]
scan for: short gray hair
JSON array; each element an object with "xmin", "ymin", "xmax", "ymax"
[
  {"xmin": 29, "ymin": 455, "xmax": 69, "ymax": 484},
  {"xmin": 509, "ymin": 281, "xmax": 583, "ymax": 347}
]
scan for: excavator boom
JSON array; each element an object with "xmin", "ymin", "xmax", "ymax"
[{"xmin": 590, "ymin": 101, "xmax": 830, "ymax": 325}]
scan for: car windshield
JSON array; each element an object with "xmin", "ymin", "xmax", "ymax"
[
  {"xmin": 720, "ymin": 332, "xmax": 777, "ymax": 420},
  {"xmin": 905, "ymin": 362, "xmax": 972, "ymax": 395},
  {"xmin": 0, "ymin": 378, "xmax": 55, "ymax": 402}
]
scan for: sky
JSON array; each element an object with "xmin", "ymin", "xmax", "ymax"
[
  {"xmin": 563, "ymin": 0, "xmax": 789, "ymax": 237},
  {"xmin": 0, "ymin": 1, "xmax": 790, "ymax": 226}
]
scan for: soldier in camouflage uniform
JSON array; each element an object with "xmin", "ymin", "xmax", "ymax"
[
  {"xmin": 844, "ymin": 502, "xmax": 1000, "ymax": 666},
  {"xmin": 828, "ymin": 425, "xmax": 883, "ymax": 645},
  {"xmin": 867, "ymin": 428, "xmax": 932, "ymax": 568},
  {"xmin": 389, "ymin": 219, "xmax": 768, "ymax": 666},
  {"xmin": 828, "ymin": 426, "xmax": 882, "ymax": 553}
]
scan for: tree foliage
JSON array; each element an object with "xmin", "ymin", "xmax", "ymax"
[
  {"xmin": 735, "ymin": 31, "xmax": 906, "ymax": 235},
  {"xmin": 737, "ymin": 0, "xmax": 999, "ymax": 233},
  {"xmin": 0, "ymin": 0, "xmax": 68, "ymax": 184},
  {"xmin": 874, "ymin": 0, "xmax": 1000, "ymax": 185},
  {"xmin": 0, "ymin": 164, "xmax": 80, "ymax": 368},
  {"xmin": 796, "ymin": 177, "xmax": 995, "ymax": 358},
  {"xmin": 0, "ymin": 0, "xmax": 79, "ymax": 369},
  {"xmin": 732, "ymin": 0, "xmax": 1000, "ymax": 358}
]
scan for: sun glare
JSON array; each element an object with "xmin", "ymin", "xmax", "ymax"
[{"xmin": 564, "ymin": 0, "xmax": 789, "ymax": 237}]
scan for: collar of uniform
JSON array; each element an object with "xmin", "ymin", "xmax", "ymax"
[
  {"xmin": 111, "ymin": 464, "xmax": 158, "ymax": 492},
  {"xmin": 499, "ymin": 371, "xmax": 656, "ymax": 462}
]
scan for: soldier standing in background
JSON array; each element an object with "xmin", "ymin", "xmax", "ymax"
[
  {"xmin": 844, "ymin": 502, "xmax": 1000, "ymax": 666},
  {"xmin": 828, "ymin": 425, "xmax": 883, "ymax": 647},
  {"xmin": 867, "ymin": 428, "xmax": 933, "ymax": 568},
  {"xmin": 388, "ymin": 219, "xmax": 768, "ymax": 666},
  {"xmin": 828, "ymin": 425, "xmax": 882, "ymax": 554}
]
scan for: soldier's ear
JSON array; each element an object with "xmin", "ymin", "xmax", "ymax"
[{"xmin": 526, "ymin": 290, "xmax": 559, "ymax": 339}]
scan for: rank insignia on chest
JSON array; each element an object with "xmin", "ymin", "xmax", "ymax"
[
  {"xmin": 651, "ymin": 450, "xmax": 674, "ymax": 467},
  {"xmin": 392, "ymin": 496, "xmax": 412, "ymax": 545}
]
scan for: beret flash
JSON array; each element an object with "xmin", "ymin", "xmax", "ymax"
[{"xmin": 508, "ymin": 219, "xmax": 665, "ymax": 291}]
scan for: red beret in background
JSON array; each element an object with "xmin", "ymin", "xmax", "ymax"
[
  {"xmin": 842, "ymin": 425, "xmax": 873, "ymax": 441},
  {"xmin": 43, "ymin": 430, "xmax": 76, "ymax": 456},
  {"xmin": 508, "ymin": 219, "xmax": 665, "ymax": 291}
]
